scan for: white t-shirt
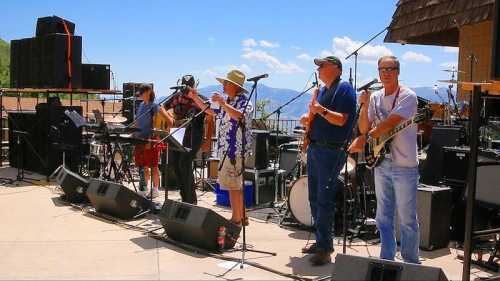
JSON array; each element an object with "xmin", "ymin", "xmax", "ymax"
[{"xmin": 367, "ymin": 86, "xmax": 418, "ymax": 168}]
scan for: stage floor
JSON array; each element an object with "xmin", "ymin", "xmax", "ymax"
[{"xmin": 0, "ymin": 166, "xmax": 497, "ymax": 280}]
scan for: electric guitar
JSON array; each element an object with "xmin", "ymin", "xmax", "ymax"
[
  {"xmin": 364, "ymin": 107, "xmax": 432, "ymax": 169},
  {"xmin": 302, "ymin": 74, "xmax": 320, "ymax": 152}
]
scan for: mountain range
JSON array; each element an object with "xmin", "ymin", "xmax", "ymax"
[{"xmin": 199, "ymin": 83, "xmax": 454, "ymax": 119}]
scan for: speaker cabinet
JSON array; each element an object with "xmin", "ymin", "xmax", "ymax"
[
  {"xmin": 55, "ymin": 166, "xmax": 89, "ymax": 203},
  {"xmin": 397, "ymin": 185, "xmax": 452, "ymax": 251},
  {"xmin": 159, "ymin": 199, "xmax": 241, "ymax": 251},
  {"xmin": 334, "ymin": 254, "xmax": 448, "ymax": 281},
  {"xmin": 82, "ymin": 64, "xmax": 110, "ymax": 90},
  {"xmin": 36, "ymin": 16, "xmax": 75, "ymax": 37},
  {"xmin": 421, "ymin": 125, "xmax": 464, "ymax": 185},
  {"xmin": 8, "ymin": 112, "xmax": 43, "ymax": 172},
  {"xmin": 122, "ymin": 83, "xmax": 152, "ymax": 124},
  {"xmin": 492, "ymin": 0, "xmax": 500, "ymax": 80},
  {"xmin": 245, "ymin": 130, "xmax": 269, "ymax": 170},
  {"xmin": 86, "ymin": 178, "xmax": 151, "ymax": 220}
]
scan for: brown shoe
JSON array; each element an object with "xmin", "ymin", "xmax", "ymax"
[
  {"xmin": 301, "ymin": 243, "xmax": 318, "ymax": 254},
  {"xmin": 309, "ymin": 250, "xmax": 332, "ymax": 266}
]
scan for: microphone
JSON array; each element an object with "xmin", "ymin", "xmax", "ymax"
[
  {"xmin": 170, "ymin": 85, "xmax": 189, "ymax": 91},
  {"xmin": 357, "ymin": 79, "xmax": 378, "ymax": 92},
  {"xmin": 247, "ymin": 73, "xmax": 269, "ymax": 82}
]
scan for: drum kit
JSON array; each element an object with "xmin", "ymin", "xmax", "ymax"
[{"xmin": 277, "ymin": 129, "xmax": 376, "ymax": 234}]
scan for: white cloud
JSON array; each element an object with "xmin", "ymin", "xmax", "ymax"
[
  {"xmin": 320, "ymin": 50, "xmax": 333, "ymax": 57},
  {"xmin": 208, "ymin": 37, "xmax": 215, "ymax": 42},
  {"xmin": 440, "ymin": 61, "xmax": 458, "ymax": 69},
  {"xmin": 327, "ymin": 36, "xmax": 393, "ymax": 64},
  {"xmin": 242, "ymin": 49, "xmax": 303, "ymax": 74},
  {"xmin": 242, "ymin": 38, "xmax": 257, "ymax": 47},
  {"xmin": 297, "ymin": 53, "xmax": 313, "ymax": 61},
  {"xmin": 443, "ymin": 47, "xmax": 459, "ymax": 54},
  {"xmin": 402, "ymin": 51, "xmax": 432, "ymax": 63},
  {"xmin": 259, "ymin": 40, "xmax": 280, "ymax": 48},
  {"xmin": 291, "ymin": 45, "xmax": 302, "ymax": 50},
  {"xmin": 203, "ymin": 64, "xmax": 252, "ymax": 77}
]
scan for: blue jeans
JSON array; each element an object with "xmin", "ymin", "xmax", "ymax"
[
  {"xmin": 307, "ymin": 143, "xmax": 344, "ymax": 253},
  {"xmin": 374, "ymin": 158, "xmax": 420, "ymax": 264}
]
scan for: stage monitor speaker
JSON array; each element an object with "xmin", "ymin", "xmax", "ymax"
[
  {"xmin": 159, "ymin": 199, "xmax": 241, "ymax": 251},
  {"xmin": 86, "ymin": 178, "xmax": 151, "ymax": 220},
  {"xmin": 82, "ymin": 64, "xmax": 110, "ymax": 90},
  {"xmin": 421, "ymin": 125, "xmax": 464, "ymax": 185},
  {"xmin": 334, "ymin": 254, "xmax": 448, "ymax": 281},
  {"xmin": 36, "ymin": 16, "xmax": 75, "ymax": 37},
  {"xmin": 245, "ymin": 130, "xmax": 269, "ymax": 170},
  {"xmin": 122, "ymin": 83, "xmax": 153, "ymax": 124},
  {"xmin": 396, "ymin": 185, "xmax": 452, "ymax": 251},
  {"xmin": 55, "ymin": 166, "xmax": 89, "ymax": 203},
  {"xmin": 492, "ymin": 0, "xmax": 500, "ymax": 80}
]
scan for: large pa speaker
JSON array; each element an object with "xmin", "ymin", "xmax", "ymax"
[
  {"xmin": 122, "ymin": 83, "xmax": 152, "ymax": 124},
  {"xmin": 421, "ymin": 125, "xmax": 464, "ymax": 185},
  {"xmin": 82, "ymin": 64, "xmax": 110, "ymax": 90},
  {"xmin": 245, "ymin": 130, "xmax": 269, "ymax": 170},
  {"xmin": 36, "ymin": 16, "xmax": 75, "ymax": 37},
  {"xmin": 8, "ymin": 112, "xmax": 43, "ymax": 172},
  {"xmin": 396, "ymin": 185, "xmax": 452, "ymax": 251},
  {"xmin": 334, "ymin": 254, "xmax": 448, "ymax": 281},
  {"xmin": 492, "ymin": 0, "xmax": 500, "ymax": 80},
  {"xmin": 86, "ymin": 178, "xmax": 151, "ymax": 220},
  {"xmin": 159, "ymin": 199, "xmax": 241, "ymax": 251},
  {"xmin": 55, "ymin": 166, "xmax": 89, "ymax": 203}
]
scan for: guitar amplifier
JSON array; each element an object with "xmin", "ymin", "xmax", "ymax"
[{"xmin": 244, "ymin": 168, "xmax": 285, "ymax": 205}]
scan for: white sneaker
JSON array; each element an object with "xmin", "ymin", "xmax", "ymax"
[{"xmin": 151, "ymin": 188, "xmax": 160, "ymax": 198}]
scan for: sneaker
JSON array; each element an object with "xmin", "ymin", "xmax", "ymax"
[
  {"xmin": 302, "ymin": 243, "xmax": 318, "ymax": 254},
  {"xmin": 151, "ymin": 188, "xmax": 160, "ymax": 198},
  {"xmin": 309, "ymin": 250, "xmax": 333, "ymax": 266}
]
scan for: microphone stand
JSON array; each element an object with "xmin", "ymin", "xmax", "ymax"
[
  {"xmin": 217, "ymin": 78, "xmax": 277, "ymax": 270},
  {"xmin": 345, "ymin": 26, "xmax": 388, "ymax": 91},
  {"xmin": 325, "ymin": 101, "xmax": 364, "ymax": 255},
  {"xmin": 260, "ymin": 79, "xmax": 317, "ymax": 220}
]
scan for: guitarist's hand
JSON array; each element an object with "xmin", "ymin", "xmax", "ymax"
[
  {"xmin": 348, "ymin": 135, "xmax": 366, "ymax": 153},
  {"xmin": 299, "ymin": 113, "xmax": 309, "ymax": 127},
  {"xmin": 309, "ymin": 98, "xmax": 323, "ymax": 115},
  {"xmin": 359, "ymin": 90, "xmax": 371, "ymax": 106}
]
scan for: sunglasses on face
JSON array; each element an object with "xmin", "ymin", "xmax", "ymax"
[{"xmin": 378, "ymin": 67, "xmax": 399, "ymax": 72}]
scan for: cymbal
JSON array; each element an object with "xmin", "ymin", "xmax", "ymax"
[
  {"xmin": 103, "ymin": 115, "xmax": 127, "ymax": 123},
  {"xmin": 438, "ymin": 79, "xmax": 459, "ymax": 84},
  {"xmin": 442, "ymin": 69, "xmax": 465, "ymax": 73}
]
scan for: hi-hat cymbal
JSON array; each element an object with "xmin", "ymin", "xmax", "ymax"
[
  {"xmin": 438, "ymin": 79, "xmax": 459, "ymax": 84},
  {"xmin": 442, "ymin": 69, "xmax": 465, "ymax": 73},
  {"xmin": 104, "ymin": 115, "xmax": 127, "ymax": 123}
]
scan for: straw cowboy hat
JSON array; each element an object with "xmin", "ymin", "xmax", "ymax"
[{"xmin": 216, "ymin": 70, "xmax": 248, "ymax": 93}]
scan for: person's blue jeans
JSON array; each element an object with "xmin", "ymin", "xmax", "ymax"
[
  {"xmin": 374, "ymin": 158, "xmax": 420, "ymax": 264},
  {"xmin": 307, "ymin": 143, "xmax": 344, "ymax": 253}
]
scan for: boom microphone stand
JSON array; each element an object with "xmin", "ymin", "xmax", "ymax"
[
  {"xmin": 218, "ymin": 75, "xmax": 277, "ymax": 269},
  {"xmin": 345, "ymin": 26, "xmax": 388, "ymax": 90}
]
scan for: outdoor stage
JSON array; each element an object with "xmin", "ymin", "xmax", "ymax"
[{"xmin": 0, "ymin": 166, "xmax": 496, "ymax": 281}]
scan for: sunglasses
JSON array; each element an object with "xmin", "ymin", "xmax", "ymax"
[{"xmin": 378, "ymin": 67, "xmax": 399, "ymax": 72}]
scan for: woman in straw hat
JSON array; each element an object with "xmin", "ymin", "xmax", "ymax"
[{"xmin": 188, "ymin": 69, "xmax": 253, "ymax": 226}]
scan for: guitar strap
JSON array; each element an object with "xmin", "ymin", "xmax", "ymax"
[{"xmin": 374, "ymin": 86, "xmax": 401, "ymax": 152}]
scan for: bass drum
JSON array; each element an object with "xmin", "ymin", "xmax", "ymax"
[{"xmin": 287, "ymin": 174, "xmax": 354, "ymax": 229}]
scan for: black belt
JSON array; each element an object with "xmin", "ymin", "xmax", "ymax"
[{"xmin": 310, "ymin": 140, "xmax": 343, "ymax": 150}]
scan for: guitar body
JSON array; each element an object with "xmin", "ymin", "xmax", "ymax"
[
  {"xmin": 302, "ymin": 88, "xmax": 319, "ymax": 152},
  {"xmin": 363, "ymin": 107, "xmax": 433, "ymax": 169}
]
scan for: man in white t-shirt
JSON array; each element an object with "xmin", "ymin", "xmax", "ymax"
[{"xmin": 349, "ymin": 56, "xmax": 420, "ymax": 264}]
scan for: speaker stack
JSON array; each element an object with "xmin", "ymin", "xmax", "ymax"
[{"xmin": 10, "ymin": 16, "xmax": 111, "ymax": 90}]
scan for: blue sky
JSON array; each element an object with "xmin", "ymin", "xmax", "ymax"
[{"xmin": 2, "ymin": 0, "xmax": 459, "ymax": 95}]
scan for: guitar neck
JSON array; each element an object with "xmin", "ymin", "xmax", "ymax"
[{"xmin": 379, "ymin": 116, "xmax": 416, "ymax": 144}]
